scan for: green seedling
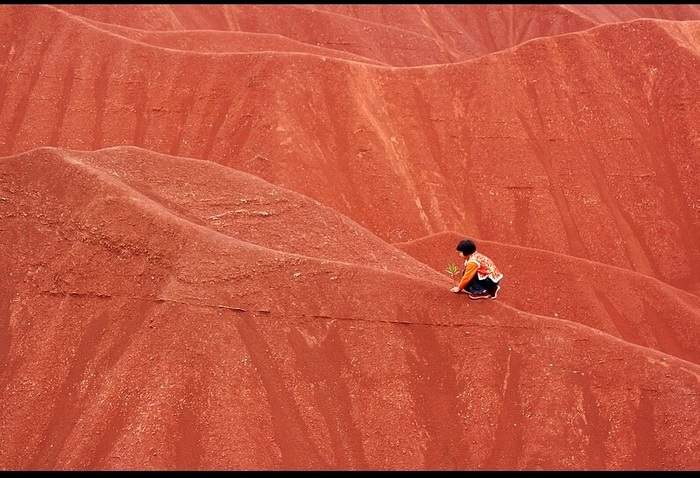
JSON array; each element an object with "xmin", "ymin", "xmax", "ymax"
[{"xmin": 446, "ymin": 263, "xmax": 460, "ymax": 284}]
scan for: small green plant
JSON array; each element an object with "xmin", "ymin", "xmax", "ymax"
[{"xmin": 446, "ymin": 263, "xmax": 460, "ymax": 284}]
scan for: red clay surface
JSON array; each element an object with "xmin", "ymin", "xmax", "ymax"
[{"xmin": 1, "ymin": 4, "xmax": 699, "ymax": 471}]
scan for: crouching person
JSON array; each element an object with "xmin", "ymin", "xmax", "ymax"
[{"xmin": 450, "ymin": 239, "xmax": 503, "ymax": 300}]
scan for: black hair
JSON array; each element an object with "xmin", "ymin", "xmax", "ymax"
[{"xmin": 456, "ymin": 239, "xmax": 476, "ymax": 255}]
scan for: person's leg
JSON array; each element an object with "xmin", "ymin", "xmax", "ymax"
[
  {"xmin": 473, "ymin": 277, "xmax": 500, "ymax": 299},
  {"xmin": 466, "ymin": 280, "xmax": 486, "ymax": 294},
  {"xmin": 465, "ymin": 277, "xmax": 488, "ymax": 299}
]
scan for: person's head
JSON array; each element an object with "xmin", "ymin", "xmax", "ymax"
[{"xmin": 456, "ymin": 239, "xmax": 476, "ymax": 256}]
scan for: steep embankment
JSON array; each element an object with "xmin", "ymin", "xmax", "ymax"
[
  {"xmin": 2, "ymin": 5, "xmax": 699, "ymax": 470},
  {"xmin": 397, "ymin": 230, "xmax": 700, "ymax": 365},
  {"xmin": 49, "ymin": 4, "xmax": 700, "ymax": 65},
  {"xmin": 1, "ymin": 6, "xmax": 698, "ymax": 293},
  {"xmin": 1, "ymin": 146, "xmax": 699, "ymax": 470}
]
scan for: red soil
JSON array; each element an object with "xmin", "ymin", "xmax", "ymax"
[{"xmin": 1, "ymin": 4, "xmax": 699, "ymax": 471}]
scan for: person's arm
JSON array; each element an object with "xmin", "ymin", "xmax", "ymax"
[
  {"xmin": 458, "ymin": 261, "xmax": 478, "ymax": 290},
  {"xmin": 451, "ymin": 261, "xmax": 477, "ymax": 292}
]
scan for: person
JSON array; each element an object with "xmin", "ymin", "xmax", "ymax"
[{"xmin": 450, "ymin": 239, "xmax": 503, "ymax": 300}]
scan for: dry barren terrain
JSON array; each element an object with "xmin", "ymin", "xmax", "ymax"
[{"xmin": 1, "ymin": 4, "xmax": 699, "ymax": 471}]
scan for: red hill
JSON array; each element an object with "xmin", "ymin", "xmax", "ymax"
[{"xmin": 1, "ymin": 4, "xmax": 699, "ymax": 471}]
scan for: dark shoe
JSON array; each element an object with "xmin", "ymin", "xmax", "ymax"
[{"xmin": 468, "ymin": 291, "xmax": 491, "ymax": 300}]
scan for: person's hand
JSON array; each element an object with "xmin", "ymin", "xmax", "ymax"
[{"xmin": 450, "ymin": 286, "xmax": 460, "ymax": 293}]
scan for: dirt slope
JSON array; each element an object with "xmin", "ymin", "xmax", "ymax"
[
  {"xmin": 1, "ymin": 147, "xmax": 698, "ymax": 470},
  {"xmin": 1, "ymin": 5, "xmax": 698, "ymax": 291},
  {"xmin": 1, "ymin": 4, "xmax": 699, "ymax": 471}
]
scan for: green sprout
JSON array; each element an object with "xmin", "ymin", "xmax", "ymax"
[{"xmin": 446, "ymin": 263, "xmax": 460, "ymax": 284}]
